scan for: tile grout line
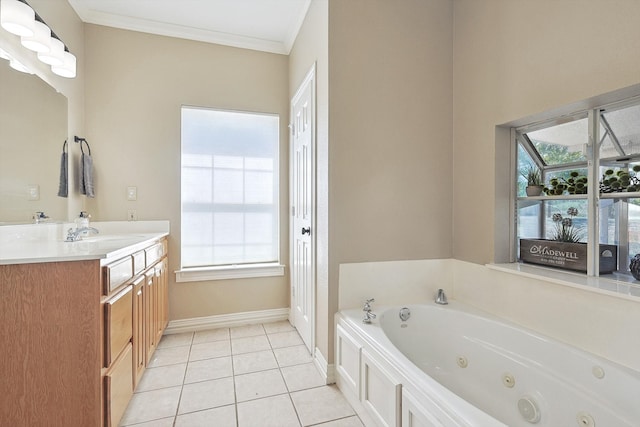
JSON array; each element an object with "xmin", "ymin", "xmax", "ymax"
[{"xmin": 171, "ymin": 331, "xmax": 195, "ymax": 427}]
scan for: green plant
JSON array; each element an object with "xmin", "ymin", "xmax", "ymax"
[
  {"xmin": 544, "ymin": 171, "xmax": 588, "ymax": 195},
  {"xmin": 599, "ymin": 165, "xmax": 640, "ymax": 193},
  {"xmin": 520, "ymin": 166, "xmax": 542, "ymax": 186},
  {"xmin": 550, "ymin": 207, "xmax": 583, "ymax": 243}
]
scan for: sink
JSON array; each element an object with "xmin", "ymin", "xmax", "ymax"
[{"xmin": 69, "ymin": 234, "xmax": 147, "ymax": 243}]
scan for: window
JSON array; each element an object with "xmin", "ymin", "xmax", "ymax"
[
  {"xmin": 178, "ymin": 107, "xmax": 282, "ymax": 281},
  {"xmin": 515, "ymin": 98, "xmax": 640, "ymax": 279}
]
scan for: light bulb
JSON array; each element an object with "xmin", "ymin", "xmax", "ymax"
[
  {"xmin": 37, "ymin": 36, "xmax": 64, "ymax": 66},
  {"xmin": 21, "ymin": 20, "xmax": 51, "ymax": 53},
  {"xmin": 51, "ymin": 50, "xmax": 76, "ymax": 78},
  {"xmin": 0, "ymin": 0, "xmax": 35, "ymax": 37}
]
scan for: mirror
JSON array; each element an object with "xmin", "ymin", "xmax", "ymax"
[{"xmin": 0, "ymin": 56, "xmax": 68, "ymax": 224}]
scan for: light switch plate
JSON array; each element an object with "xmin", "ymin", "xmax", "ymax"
[
  {"xmin": 127, "ymin": 186, "xmax": 137, "ymax": 201},
  {"xmin": 28, "ymin": 184, "xmax": 40, "ymax": 201}
]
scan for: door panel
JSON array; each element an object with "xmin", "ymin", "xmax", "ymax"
[{"xmin": 290, "ymin": 65, "xmax": 316, "ymax": 354}]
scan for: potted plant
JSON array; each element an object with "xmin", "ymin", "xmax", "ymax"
[
  {"xmin": 521, "ymin": 166, "xmax": 543, "ymax": 196},
  {"xmin": 520, "ymin": 207, "xmax": 617, "ymax": 273},
  {"xmin": 599, "ymin": 166, "xmax": 640, "ymax": 193},
  {"xmin": 543, "ymin": 171, "xmax": 588, "ymax": 196}
]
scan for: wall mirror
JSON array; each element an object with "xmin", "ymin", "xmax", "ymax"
[{"xmin": 0, "ymin": 51, "xmax": 68, "ymax": 224}]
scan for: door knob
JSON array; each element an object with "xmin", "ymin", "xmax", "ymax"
[{"xmin": 301, "ymin": 227, "xmax": 311, "ymax": 235}]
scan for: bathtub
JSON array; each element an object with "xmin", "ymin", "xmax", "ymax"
[{"xmin": 335, "ymin": 301, "xmax": 640, "ymax": 427}]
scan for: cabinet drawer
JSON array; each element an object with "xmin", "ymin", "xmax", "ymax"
[
  {"xmin": 104, "ymin": 343, "xmax": 134, "ymax": 427},
  {"xmin": 104, "ymin": 285, "xmax": 133, "ymax": 368},
  {"xmin": 145, "ymin": 242, "xmax": 165, "ymax": 267},
  {"xmin": 132, "ymin": 250, "xmax": 146, "ymax": 275},
  {"xmin": 104, "ymin": 256, "xmax": 133, "ymax": 295}
]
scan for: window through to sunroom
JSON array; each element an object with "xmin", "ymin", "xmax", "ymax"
[{"xmin": 515, "ymin": 98, "xmax": 640, "ymax": 279}]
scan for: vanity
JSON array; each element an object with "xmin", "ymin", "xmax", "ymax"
[{"xmin": 0, "ymin": 221, "xmax": 170, "ymax": 427}]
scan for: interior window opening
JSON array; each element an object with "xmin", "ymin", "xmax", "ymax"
[{"xmin": 514, "ymin": 98, "xmax": 640, "ymax": 279}]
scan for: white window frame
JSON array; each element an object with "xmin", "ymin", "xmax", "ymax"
[
  {"xmin": 176, "ymin": 106, "xmax": 285, "ymax": 282},
  {"xmin": 511, "ymin": 97, "xmax": 640, "ymax": 286}
]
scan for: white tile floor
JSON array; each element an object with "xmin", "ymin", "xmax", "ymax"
[{"xmin": 119, "ymin": 321, "xmax": 364, "ymax": 427}]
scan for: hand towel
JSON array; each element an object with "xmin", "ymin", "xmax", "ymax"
[
  {"xmin": 80, "ymin": 152, "xmax": 95, "ymax": 198},
  {"xmin": 57, "ymin": 140, "xmax": 68, "ymax": 197}
]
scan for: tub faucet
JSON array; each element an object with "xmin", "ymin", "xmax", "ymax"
[
  {"xmin": 435, "ymin": 288, "xmax": 448, "ymax": 305},
  {"xmin": 362, "ymin": 298, "xmax": 376, "ymax": 324}
]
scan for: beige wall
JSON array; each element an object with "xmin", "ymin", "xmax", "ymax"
[
  {"xmin": 289, "ymin": 0, "xmax": 330, "ymax": 358},
  {"xmin": 84, "ymin": 25, "xmax": 290, "ymax": 319},
  {"xmin": 453, "ymin": 0, "xmax": 640, "ymax": 264},
  {"xmin": 320, "ymin": 0, "xmax": 454, "ymax": 364}
]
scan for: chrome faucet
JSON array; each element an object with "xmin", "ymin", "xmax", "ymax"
[
  {"xmin": 435, "ymin": 288, "xmax": 448, "ymax": 305},
  {"xmin": 65, "ymin": 227, "xmax": 99, "ymax": 242},
  {"xmin": 362, "ymin": 298, "xmax": 376, "ymax": 324},
  {"xmin": 33, "ymin": 211, "xmax": 49, "ymax": 224}
]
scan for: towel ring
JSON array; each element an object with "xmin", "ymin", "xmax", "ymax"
[{"xmin": 74, "ymin": 135, "xmax": 91, "ymax": 155}]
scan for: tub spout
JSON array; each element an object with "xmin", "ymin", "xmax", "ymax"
[
  {"xmin": 362, "ymin": 298, "xmax": 376, "ymax": 324},
  {"xmin": 435, "ymin": 288, "xmax": 448, "ymax": 305}
]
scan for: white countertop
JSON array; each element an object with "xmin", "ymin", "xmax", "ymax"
[{"xmin": 0, "ymin": 221, "xmax": 170, "ymax": 265}]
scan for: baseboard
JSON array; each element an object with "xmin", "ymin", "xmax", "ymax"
[
  {"xmin": 314, "ymin": 347, "xmax": 336, "ymax": 384},
  {"xmin": 164, "ymin": 308, "xmax": 290, "ymax": 335}
]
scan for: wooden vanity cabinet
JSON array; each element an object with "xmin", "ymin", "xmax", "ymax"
[
  {"xmin": 0, "ymin": 236, "xmax": 169, "ymax": 427},
  {"xmin": 101, "ymin": 237, "xmax": 168, "ymax": 427}
]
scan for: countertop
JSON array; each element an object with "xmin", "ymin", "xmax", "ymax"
[{"xmin": 0, "ymin": 221, "xmax": 170, "ymax": 265}]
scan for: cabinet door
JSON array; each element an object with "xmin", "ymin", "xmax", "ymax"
[
  {"xmin": 361, "ymin": 349, "xmax": 402, "ymax": 427},
  {"xmin": 104, "ymin": 343, "xmax": 134, "ymax": 427},
  {"xmin": 132, "ymin": 276, "xmax": 146, "ymax": 388},
  {"xmin": 104, "ymin": 285, "xmax": 133, "ymax": 368},
  {"xmin": 144, "ymin": 272, "xmax": 157, "ymax": 364},
  {"xmin": 153, "ymin": 258, "xmax": 169, "ymax": 346}
]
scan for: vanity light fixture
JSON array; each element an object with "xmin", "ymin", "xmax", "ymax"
[{"xmin": 0, "ymin": 0, "xmax": 76, "ymax": 78}]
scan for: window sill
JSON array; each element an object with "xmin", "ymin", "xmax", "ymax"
[
  {"xmin": 488, "ymin": 262, "xmax": 640, "ymax": 301},
  {"xmin": 175, "ymin": 263, "xmax": 285, "ymax": 283}
]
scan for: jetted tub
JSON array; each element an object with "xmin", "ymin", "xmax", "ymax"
[{"xmin": 335, "ymin": 301, "xmax": 640, "ymax": 427}]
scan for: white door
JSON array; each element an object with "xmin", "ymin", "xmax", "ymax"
[{"xmin": 290, "ymin": 64, "xmax": 316, "ymax": 354}]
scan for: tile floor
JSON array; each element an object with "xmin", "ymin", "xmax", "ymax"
[{"xmin": 119, "ymin": 321, "xmax": 364, "ymax": 427}]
